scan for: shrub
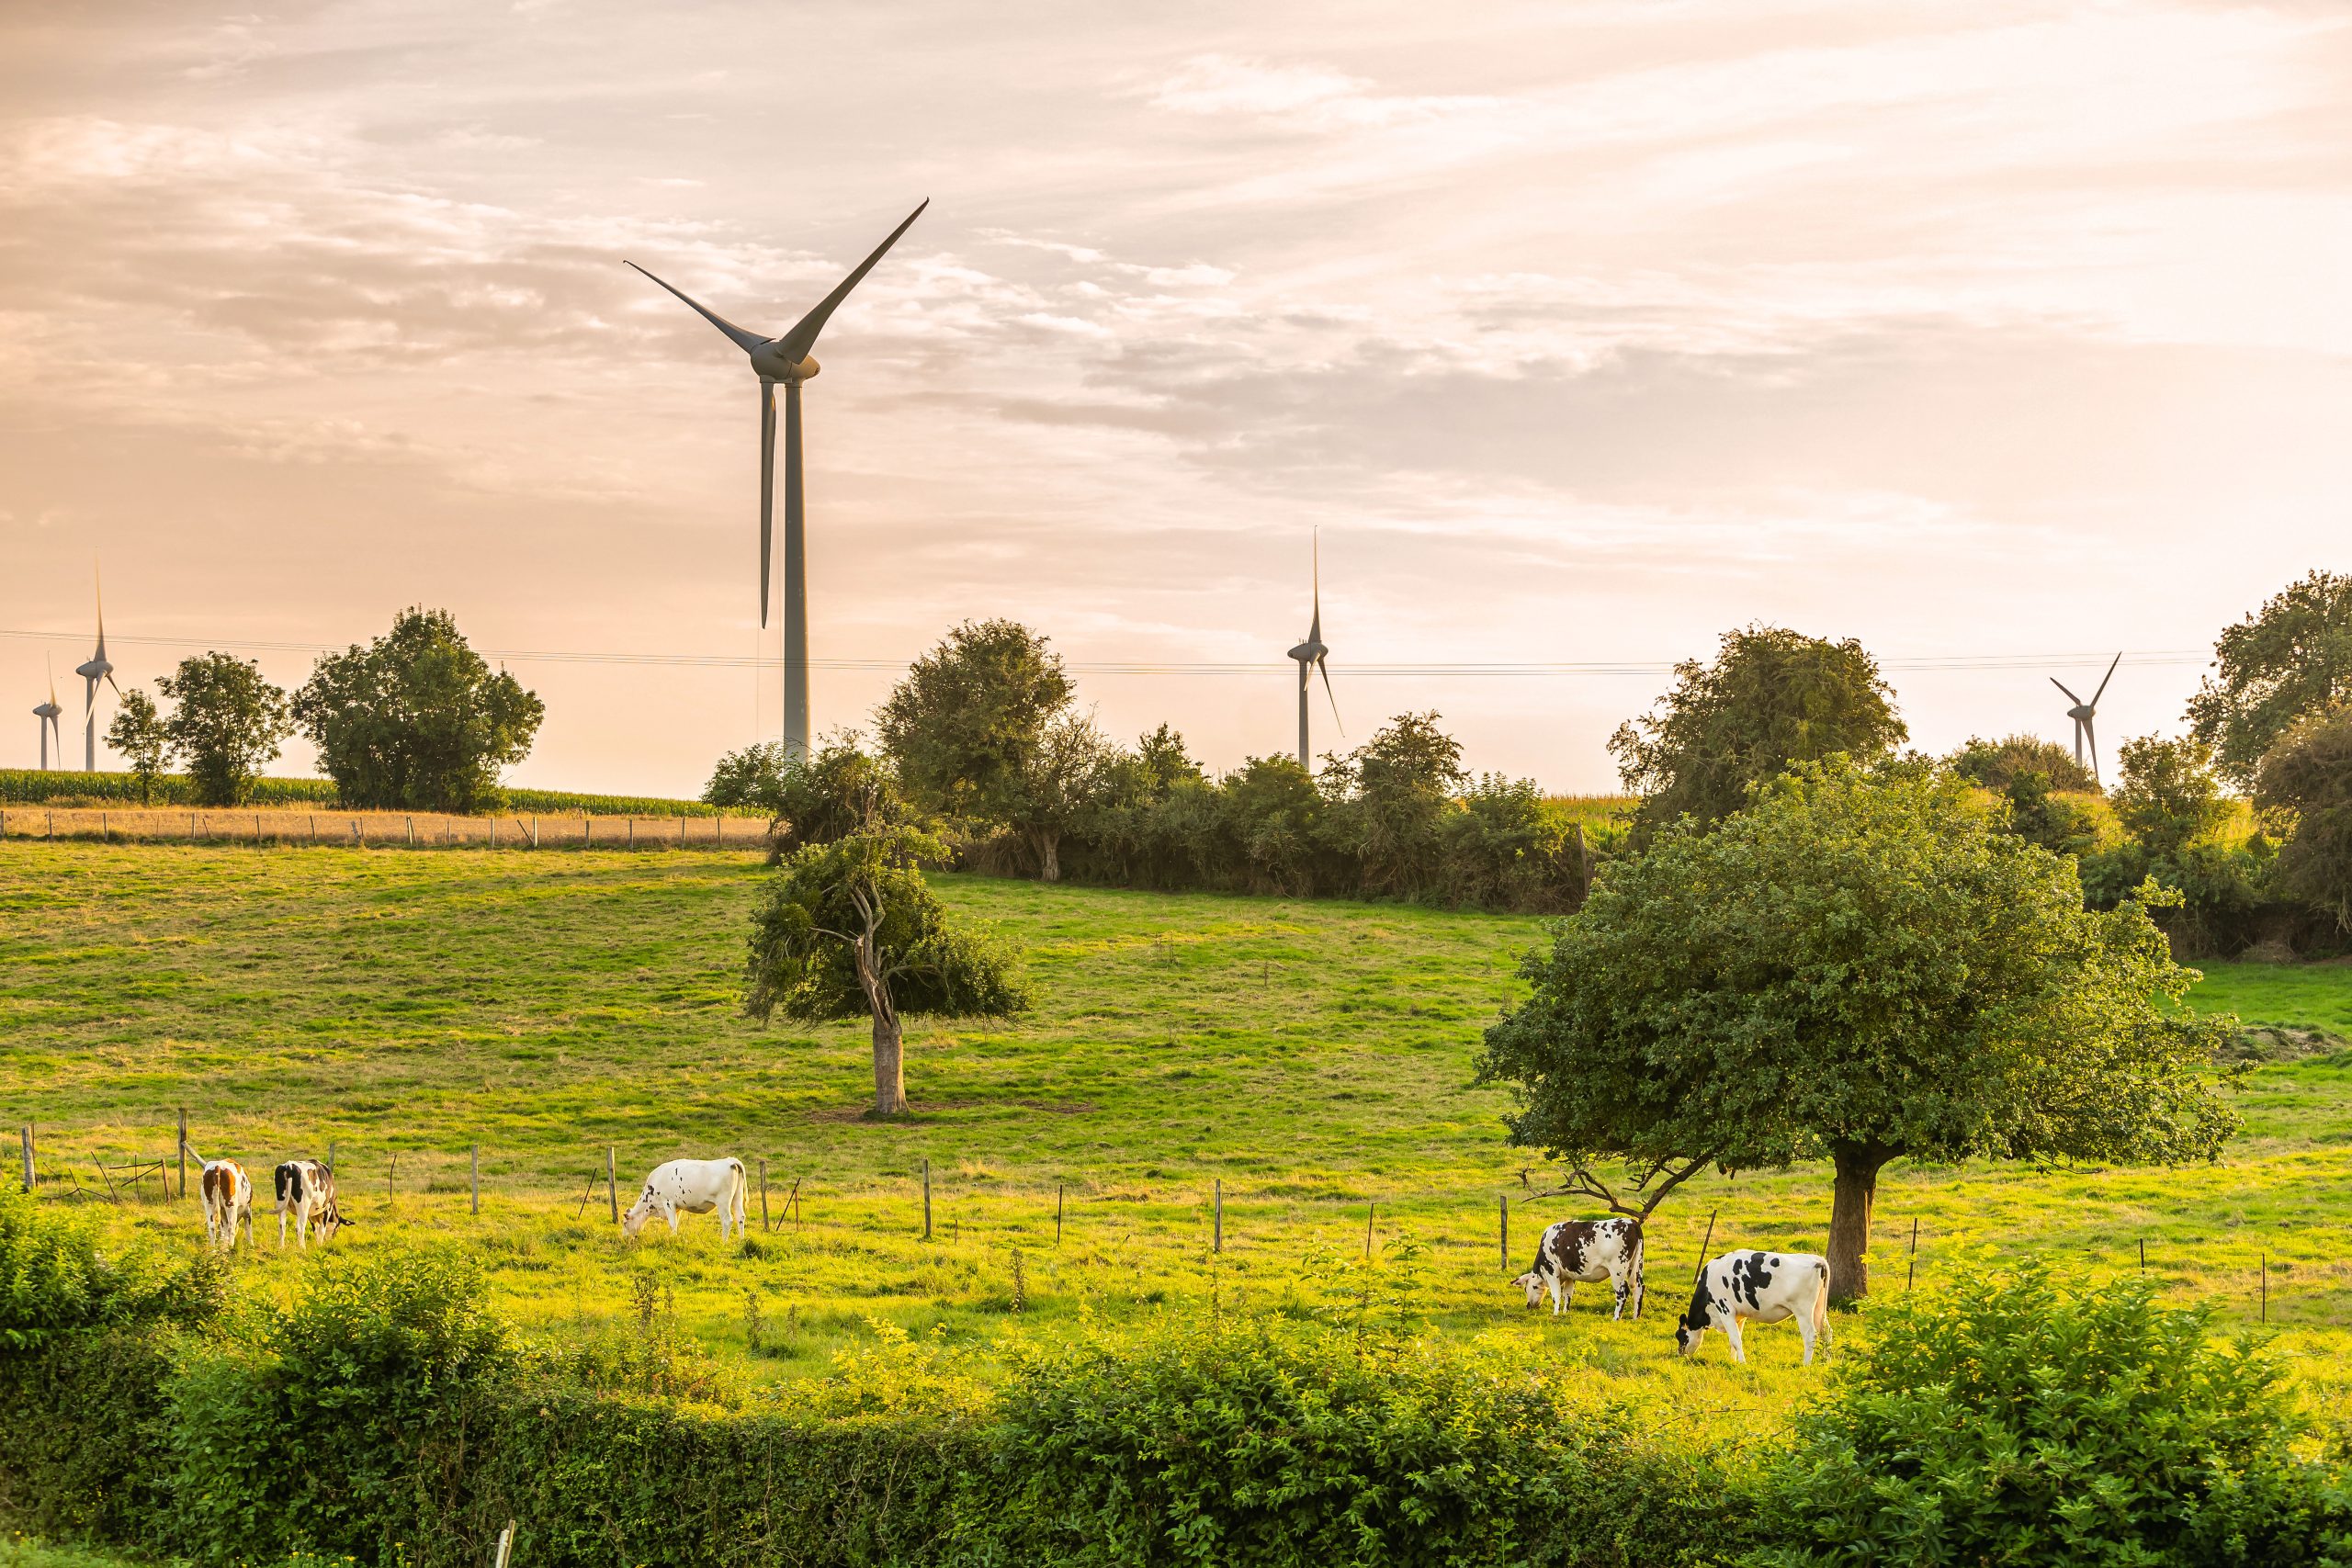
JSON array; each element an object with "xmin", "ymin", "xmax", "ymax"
[
  {"xmin": 0, "ymin": 1184, "xmax": 219, "ymax": 1350},
  {"xmin": 1749, "ymin": 1269, "xmax": 2352, "ymax": 1566}
]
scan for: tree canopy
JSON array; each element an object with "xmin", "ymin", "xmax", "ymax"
[
  {"xmin": 876, "ymin": 618, "xmax": 1073, "ymax": 821},
  {"xmin": 1476, "ymin": 759, "xmax": 2240, "ymax": 1300},
  {"xmin": 744, "ymin": 826, "xmax": 1031, "ymax": 1115},
  {"xmin": 104, "ymin": 689, "xmax": 171, "ymax": 805},
  {"xmin": 2187, "ymin": 570, "xmax": 2352, "ymax": 789},
  {"xmin": 2256, "ymin": 706, "xmax": 2352, "ymax": 936},
  {"xmin": 705, "ymin": 731, "xmax": 921, "ymax": 860},
  {"xmin": 1947, "ymin": 733, "xmax": 2098, "ymax": 794},
  {"xmin": 1611, "ymin": 625, "xmax": 1906, "ymax": 840},
  {"xmin": 293, "ymin": 607, "xmax": 543, "ymax": 813},
  {"xmin": 156, "ymin": 653, "xmax": 293, "ymax": 807}
]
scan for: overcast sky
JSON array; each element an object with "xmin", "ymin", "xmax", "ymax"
[{"xmin": 4, "ymin": 0, "xmax": 2348, "ymax": 795}]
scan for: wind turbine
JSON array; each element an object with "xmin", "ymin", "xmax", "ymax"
[
  {"xmin": 32, "ymin": 657, "xmax": 62, "ymax": 770},
  {"xmin": 627, "ymin": 199, "xmax": 928, "ymax": 758},
  {"xmin": 2050, "ymin": 653, "xmax": 2120, "ymax": 784},
  {"xmin": 1285, "ymin": 534, "xmax": 1342, "ymax": 771},
  {"xmin": 73, "ymin": 570, "xmax": 119, "ymax": 773}
]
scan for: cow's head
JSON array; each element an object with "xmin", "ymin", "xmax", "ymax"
[
  {"xmin": 1674, "ymin": 1280, "xmax": 1713, "ymax": 1356},
  {"xmin": 1510, "ymin": 1270, "xmax": 1546, "ymax": 1307},
  {"xmin": 620, "ymin": 1192, "xmax": 654, "ymax": 1238}
]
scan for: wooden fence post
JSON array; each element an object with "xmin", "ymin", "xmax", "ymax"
[
  {"xmin": 387, "ymin": 1150, "xmax": 398, "ymax": 1208},
  {"xmin": 1214, "ymin": 1179, "xmax": 1223, "ymax": 1254},
  {"xmin": 19, "ymin": 1126, "xmax": 31, "ymax": 1193},
  {"xmin": 470, "ymin": 1144, "xmax": 481, "ymax": 1215},
  {"xmin": 1363, "ymin": 1201, "xmax": 1375, "ymax": 1259},
  {"xmin": 1906, "ymin": 1217, "xmax": 1919, "ymax": 1291},
  {"xmin": 2139, "ymin": 1237, "xmax": 2146, "ymax": 1273},
  {"xmin": 488, "ymin": 816, "xmax": 496, "ymax": 848},
  {"xmin": 1692, "ymin": 1209, "xmax": 1718, "ymax": 1280},
  {"xmin": 1499, "ymin": 1195, "xmax": 1509, "ymax": 1269},
  {"xmin": 922, "ymin": 1158, "xmax": 933, "ymax": 1240},
  {"xmin": 176, "ymin": 1106, "xmax": 188, "ymax": 1197},
  {"xmin": 2261, "ymin": 1254, "xmax": 2268, "ymax": 1322},
  {"xmin": 407, "ymin": 816, "xmax": 415, "ymax": 846},
  {"xmin": 582, "ymin": 817, "xmax": 590, "ymax": 846},
  {"xmin": 530, "ymin": 816, "xmax": 538, "ymax": 849},
  {"xmin": 605, "ymin": 1145, "xmax": 618, "ymax": 1222},
  {"xmin": 494, "ymin": 1520, "xmax": 515, "ymax": 1568},
  {"xmin": 759, "ymin": 1157, "xmax": 771, "ymax": 1233},
  {"xmin": 326, "ymin": 1139, "xmax": 336, "ymax": 1176},
  {"xmin": 628, "ymin": 818, "xmax": 636, "ymax": 849},
  {"xmin": 1056, "ymin": 1183, "xmax": 1064, "ymax": 1246}
]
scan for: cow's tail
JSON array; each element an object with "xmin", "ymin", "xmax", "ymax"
[
  {"xmin": 276, "ymin": 1162, "xmax": 301, "ymax": 1205},
  {"xmin": 729, "ymin": 1158, "xmax": 749, "ymax": 1231},
  {"xmin": 1812, "ymin": 1259, "xmax": 1832, "ymax": 1355}
]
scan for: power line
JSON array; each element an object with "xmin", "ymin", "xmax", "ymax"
[{"xmin": 0, "ymin": 626, "xmax": 2209, "ymax": 678}]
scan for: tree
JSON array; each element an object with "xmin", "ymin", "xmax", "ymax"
[
  {"xmin": 293, "ymin": 608, "xmax": 543, "ymax": 813},
  {"xmin": 1016, "ymin": 713, "xmax": 1116, "ymax": 882},
  {"xmin": 157, "ymin": 653, "xmax": 293, "ymax": 807},
  {"xmin": 1323, "ymin": 712, "xmax": 1467, "ymax": 897},
  {"xmin": 2109, "ymin": 735, "xmax": 2233, "ymax": 861},
  {"xmin": 744, "ymin": 826, "xmax": 1032, "ymax": 1116},
  {"xmin": 1999, "ymin": 772, "xmax": 2106, "ymax": 860},
  {"xmin": 1948, "ymin": 733, "xmax": 2098, "ymax": 794},
  {"xmin": 104, "ymin": 689, "xmax": 172, "ymax": 805},
  {"xmin": 1611, "ymin": 625, "xmax": 1906, "ymax": 840},
  {"xmin": 2255, "ymin": 705, "xmax": 2352, "ymax": 935},
  {"xmin": 706, "ymin": 732, "xmax": 919, "ymax": 862},
  {"xmin": 876, "ymin": 618, "xmax": 1073, "ymax": 829},
  {"xmin": 2188, "ymin": 569, "xmax": 2352, "ymax": 789},
  {"xmin": 1476, "ymin": 759, "xmax": 2240, "ymax": 1302}
]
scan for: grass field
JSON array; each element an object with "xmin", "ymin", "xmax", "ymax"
[{"xmin": 4, "ymin": 841, "xmax": 2349, "ymax": 1422}]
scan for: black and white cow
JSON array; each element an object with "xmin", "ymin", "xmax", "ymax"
[
  {"xmin": 1675, "ymin": 1250, "xmax": 1831, "ymax": 1365},
  {"xmin": 274, "ymin": 1158, "xmax": 347, "ymax": 1249},
  {"xmin": 1511, "ymin": 1215, "xmax": 1645, "ymax": 1319}
]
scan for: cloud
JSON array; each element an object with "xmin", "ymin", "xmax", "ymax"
[{"xmin": 1148, "ymin": 53, "xmax": 1496, "ymax": 130}]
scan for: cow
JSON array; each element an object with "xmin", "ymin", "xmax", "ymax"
[
  {"xmin": 622, "ymin": 1156, "xmax": 750, "ymax": 1242},
  {"xmin": 274, "ymin": 1158, "xmax": 348, "ymax": 1249},
  {"xmin": 191, "ymin": 1147, "xmax": 254, "ymax": 1255},
  {"xmin": 1511, "ymin": 1216, "xmax": 1646, "ymax": 1319},
  {"xmin": 1675, "ymin": 1250, "xmax": 1832, "ymax": 1365}
]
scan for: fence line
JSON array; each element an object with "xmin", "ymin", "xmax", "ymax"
[{"xmin": 0, "ymin": 805, "xmax": 769, "ymax": 851}]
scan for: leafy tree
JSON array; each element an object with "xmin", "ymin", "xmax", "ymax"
[
  {"xmin": 103, "ymin": 689, "xmax": 172, "ymax": 805},
  {"xmin": 157, "ymin": 653, "xmax": 293, "ymax": 807},
  {"xmin": 1948, "ymin": 733, "xmax": 2098, "ymax": 794},
  {"xmin": 2111, "ymin": 735, "xmax": 2233, "ymax": 860},
  {"xmin": 293, "ymin": 607, "xmax": 543, "ymax": 813},
  {"xmin": 2255, "ymin": 705, "xmax": 2352, "ymax": 935},
  {"xmin": 706, "ymin": 732, "xmax": 918, "ymax": 862},
  {"xmin": 1217, "ymin": 755, "xmax": 1329, "ymax": 895},
  {"xmin": 1611, "ymin": 625, "xmax": 1906, "ymax": 840},
  {"xmin": 1323, "ymin": 713, "xmax": 1467, "ymax": 897},
  {"xmin": 2187, "ymin": 570, "xmax": 2352, "ymax": 789},
  {"xmin": 703, "ymin": 741, "xmax": 794, "ymax": 811},
  {"xmin": 1753, "ymin": 1269, "xmax": 2345, "ymax": 1566},
  {"xmin": 1016, "ymin": 713, "xmax": 1116, "ymax": 883},
  {"xmin": 2000, "ymin": 771, "xmax": 2106, "ymax": 860},
  {"xmin": 1476, "ymin": 759, "xmax": 2240, "ymax": 1302},
  {"xmin": 876, "ymin": 618, "xmax": 1073, "ymax": 829},
  {"xmin": 744, "ymin": 826, "xmax": 1031, "ymax": 1115}
]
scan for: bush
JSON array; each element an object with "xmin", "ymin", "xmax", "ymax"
[
  {"xmin": 0, "ymin": 1184, "xmax": 218, "ymax": 1350},
  {"xmin": 1749, "ymin": 1269, "xmax": 2352, "ymax": 1567}
]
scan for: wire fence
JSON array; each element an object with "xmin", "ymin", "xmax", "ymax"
[
  {"xmin": 0, "ymin": 805, "xmax": 772, "ymax": 851},
  {"xmin": 14, "ymin": 1115, "xmax": 2341, "ymax": 1327}
]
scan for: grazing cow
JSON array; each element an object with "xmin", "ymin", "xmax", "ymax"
[
  {"xmin": 1676, "ymin": 1250, "xmax": 1832, "ymax": 1365},
  {"xmin": 1511, "ymin": 1216, "xmax": 1646, "ymax": 1319},
  {"xmin": 191, "ymin": 1147, "xmax": 254, "ymax": 1254},
  {"xmin": 622, "ymin": 1156, "xmax": 749, "ymax": 1242},
  {"xmin": 274, "ymin": 1158, "xmax": 347, "ymax": 1249}
]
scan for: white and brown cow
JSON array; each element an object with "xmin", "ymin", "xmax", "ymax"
[
  {"xmin": 622, "ymin": 1156, "xmax": 749, "ymax": 1242},
  {"xmin": 192, "ymin": 1148, "xmax": 255, "ymax": 1255},
  {"xmin": 1675, "ymin": 1249, "xmax": 1831, "ymax": 1365},
  {"xmin": 1511, "ymin": 1215, "xmax": 1646, "ymax": 1319},
  {"xmin": 274, "ymin": 1158, "xmax": 347, "ymax": 1249}
]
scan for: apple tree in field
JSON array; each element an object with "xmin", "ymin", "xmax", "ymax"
[
  {"xmin": 1476, "ymin": 759, "xmax": 2242, "ymax": 1301},
  {"xmin": 744, "ymin": 826, "xmax": 1031, "ymax": 1116}
]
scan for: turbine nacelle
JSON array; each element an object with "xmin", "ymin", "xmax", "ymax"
[
  {"xmin": 1286, "ymin": 638, "xmax": 1327, "ymax": 664},
  {"xmin": 751, "ymin": 347, "xmax": 820, "ymax": 382},
  {"xmin": 75, "ymin": 657, "xmax": 112, "ymax": 682}
]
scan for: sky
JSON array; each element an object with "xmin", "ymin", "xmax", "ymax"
[{"xmin": 3, "ymin": 0, "xmax": 2348, "ymax": 796}]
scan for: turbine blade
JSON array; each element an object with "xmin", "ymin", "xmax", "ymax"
[
  {"xmin": 1309, "ymin": 530, "xmax": 1321, "ymax": 643},
  {"xmin": 2086, "ymin": 719, "xmax": 2100, "ymax": 781},
  {"xmin": 47, "ymin": 654, "xmax": 56, "ymax": 705},
  {"xmin": 2091, "ymin": 651, "xmax": 2121, "ymax": 707},
  {"xmin": 759, "ymin": 378, "xmax": 775, "ymax": 629},
  {"xmin": 1318, "ymin": 655, "xmax": 1343, "ymax": 737},
  {"xmin": 105, "ymin": 671, "xmax": 119, "ymax": 695},
  {"xmin": 2050, "ymin": 677, "xmax": 2082, "ymax": 705},
  {"xmin": 626, "ymin": 260, "xmax": 771, "ymax": 354},
  {"xmin": 94, "ymin": 564, "xmax": 106, "ymax": 660},
  {"xmin": 775, "ymin": 198, "xmax": 929, "ymax": 363}
]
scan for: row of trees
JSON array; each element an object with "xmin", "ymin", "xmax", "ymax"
[
  {"xmin": 102, "ymin": 608, "xmax": 543, "ymax": 810},
  {"xmin": 711, "ymin": 619, "xmax": 1595, "ymax": 913}
]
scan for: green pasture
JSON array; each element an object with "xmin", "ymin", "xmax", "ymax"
[{"xmin": 3, "ymin": 842, "xmax": 2349, "ymax": 1416}]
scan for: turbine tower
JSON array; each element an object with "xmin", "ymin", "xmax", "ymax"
[
  {"xmin": 2050, "ymin": 652, "xmax": 2120, "ymax": 784},
  {"xmin": 1284, "ymin": 534, "xmax": 1341, "ymax": 770},
  {"xmin": 73, "ymin": 570, "xmax": 119, "ymax": 773},
  {"xmin": 32, "ymin": 657, "xmax": 62, "ymax": 771},
  {"xmin": 627, "ymin": 199, "xmax": 928, "ymax": 758}
]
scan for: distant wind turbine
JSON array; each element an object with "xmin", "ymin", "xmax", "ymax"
[
  {"xmin": 73, "ymin": 569, "xmax": 119, "ymax": 773},
  {"xmin": 2050, "ymin": 652, "xmax": 2120, "ymax": 784},
  {"xmin": 627, "ymin": 199, "xmax": 928, "ymax": 758},
  {"xmin": 1285, "ymin": 534, "xmax": 1342, "ymax": 771},
  {"xmin": 32, "ymin": 656, "xmax": 62, "ymax": 771}
]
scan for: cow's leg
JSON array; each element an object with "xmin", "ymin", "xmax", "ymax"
[
  {"xmin": 1555, "ymin": 1279, "xmax": 1570, "ymax": 1316},
  {"xmin": 1798, "ymin": 1310, "xmax": 1816, "ymax": 1366},
  {"xmin": 299, "ymin": 1203, "xmax": 311, "ymax": 1249},
  {"xmin": 1724, "ymin": 1315, "xmax": 1747, "ymax": 1364},
  {"xmin": 665, "ymin": 1201, "xmax": 681, "ymax": 1235},
  {"xmin": 1610, "ymin": 1266, "xmax": 1629, "ymax": 1322}
]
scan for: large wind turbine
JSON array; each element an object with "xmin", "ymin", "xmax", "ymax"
[
  {"xmin": 627, "ymin": 200, "xmax": 928, "ymax": 758},
  {"xmin": 1285, "ymin": 535, "xmax": 1342, "ymax": 771},
  {"xmin": 73, "ymin": 570, "xmax": 119, "ymax": 772},
  {"xmin": 2050, "ymin": 652, "xmax": 2120, "ymax": 784},
  {"xmin": 32, "ymin": 657, "xmax": 62, "ymax": 770}
]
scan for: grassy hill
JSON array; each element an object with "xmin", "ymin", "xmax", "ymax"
[{"xmin": 3, "ymin": 842, "xmax": 2347, "ymax": 1415}]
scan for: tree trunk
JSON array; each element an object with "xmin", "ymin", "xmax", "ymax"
[
  {"xmin": 1826, "ymin": 1141, "xmax": 1894, "ymax": 1303},
  {"xmin": 872, "ymin": 1010, "xmax": 908, "ymax": 1117},
  {"xmin": 1035, "ymin": 829, "xmax": 1061, "ymax": 884}
]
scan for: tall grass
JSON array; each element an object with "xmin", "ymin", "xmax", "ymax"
[{"xmin": 0, "ymin": 769, "xmax": 711, "ymax": 817}]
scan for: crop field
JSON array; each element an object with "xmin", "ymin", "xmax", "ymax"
[{"xmin": 4, "ymin": 841, "xmax": 2351, "ymax": 1422}]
